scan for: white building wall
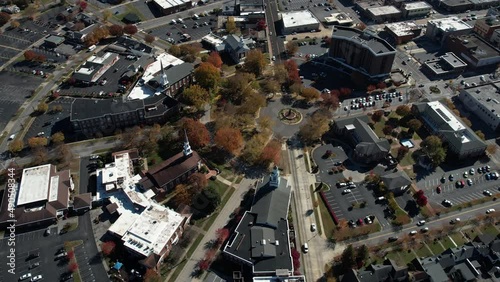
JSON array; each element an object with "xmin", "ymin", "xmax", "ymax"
[{"xmin": 459, "ymin": 91, "xmax": 500, "ymax": 130}]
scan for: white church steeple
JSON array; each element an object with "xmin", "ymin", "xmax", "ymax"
[
  {"xmin": 183, "ymin": 130, "xmax": 193, "ymax": 157},
  {"xmin": 160, "ymin": 60, "xmax": 169, "ymax": 87}
]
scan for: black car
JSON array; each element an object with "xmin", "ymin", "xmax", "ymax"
[
  {"xmin": 26, "ymin": 253, "xmax": 40, "ymax": 261},
  {"xmin": 60, "ymin": 273, "xmax": 73, "ymax": 281},
  {"xmin": 388, "ymin": 236, "xmax": 398, "ymax": 242}
]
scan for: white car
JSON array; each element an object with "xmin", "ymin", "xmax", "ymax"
[
  {"xmin": 450, "ymin": 218, "xmax": 461, "ymax": 224},
  {"xmin": 417, "ymin": 220, "xmax": 426, "ymax": 226},
  {"xmin": 421, "ymin": 227, "xmax": 429, "ymax": 232},
  {"xmin": 31, "ymin": 275, "xmax": 42, "ymax": 282},
  {"xmin": 483, "ymin": 190, "xmax": 492, "ymax": 196},
  {"xmin": 486, "ymin": 209, "xmax": 496, "ymax": 214},
  {"xmin": 310, "ymin": 223, "xmax": 316, "ymax": 232},
  {"xmin": 20, "ymin": 273, "xmax": 32, "ymax": 281},
  {"xmin": 409, "ymin": 230, "xmax": 417, "ymax": 235},
  {"xmin": 342, "ymin": 189, "xmax": 351, "ymax": 194},
  {"xmin": 271, "ymin": 56, "xmax": 276, "ymax": 61}
]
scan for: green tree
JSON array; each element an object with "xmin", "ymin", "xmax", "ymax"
[
  {"xmin": 341, "ymin": 244, "xmax": 356, "ymax": 270},
  {"xmin": 396, "ymin": 105, "xmax": 411, "ymax": 117},
  {"xmin": 300, "ymin": 87, "xmax": 320, "ymax": 102},
  {"xmin": 8, "ymin": 139, "xmax": 23, "ymax": 154},
  {"xmin": 226, "ymin": 17, "xmax": 237, "ymax": 34},
  {"xmin": 169, "ymin": 45, "xmax": 181, "ymax": 57},
  {"xmin": 193, "ymin": 186, "xmax": 220, "ymax": 214},
  {"xmin": 421, "ymin": 135, "xmax": 447, "ymax": 167},
  {"xmin": 194, "ymin": 62, "xmax": 221, "ymax": 90},
  {"xmin": 356, "ymin": 245, "xmax": 369, "ymax": 263},
  {"xmin": 285, "ymin": 41, "xmax": 299, "ymax": 55},
  {"xmin": 298, "ymin": 109, "xmax": 331, "ymax": 144},
  {"xmin": 37, "ymin": 102, "xmax": 48, "ymax": 113},
  {"xmin": 51, "ymin": 132, "xmax": 65, "ymax": 144},
  {"xmin": 474, "ymin": 130, "xmax": 485, "ymax": 140},
  {"xmin": 264, "ymin": 80, "xmax": 280, "ymax": 94},
  {"xmin": 244, "ymin": 49, "xmax": 267, "ymax": 77},
  {"xmin": 407, "ymin": 119, "xmax": 422, "ymax": 132},
  {"xmin": 221, "ymin": 72, "xmax": 255, "ymax": 104},
  {"xmin": 181, "ymin": 84, "xmax": 210, "ymax": 111}
]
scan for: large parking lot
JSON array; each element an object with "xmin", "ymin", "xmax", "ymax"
[
  {"xmin": 58, "ymin": 52, "xmax": 149, "ymax": 97},
  {"xmin": 418, "ymin": 163, "xmax": 500, "ymax": 207},
  {"xmin": 145, "ymin": 13, "xmax": 218, "ymax": 44},
  {"xmin": 24, "ymin": 97, "xmax": 74, "ymax": 142},
  {"xmin": 0, "ymin": 227, "xmax": 70, "ymax": 282},
  {"xmin": 313, "ymin": 144, "xmax": 392, "ymax": 228},
  {"xmin": 0, "ymin": 71, "xmax": 44, "ymax": 130}
]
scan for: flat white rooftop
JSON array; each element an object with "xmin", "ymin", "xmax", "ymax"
[
  {"xmin": 403, "ymin": 1, "xmax": 431, "ymax": 10},
  {"xmin": 17, "ymin": 164, "xmax": 51, "ymax": 206},
  {"xmin": 428, "ymin": 101, "xmax": 466, "ymax": 132},
  {"xmin": 87, "ymin": 52, "xmax": 113, "ymax": 65},
  {"xmin": 386, "ymin": 21, "xmax": 420, "ymax": 36},
  {"xmin": 153, "ymin": 0, "xmax": 190, "ymax": 10},
  {"xmin": 282, "ymin": 10, "xmax": 319, "ymax": 28},
  {"xmin": 367, "ymin": 6, "xmax": 401, "ymax": 16},
  {"xmin": 428, "ymin": 17, "xmax": 472, "ymax": 31},
  {"xmin": 122, "ymin": 202, "xmax": 184, "ymax": 257},
  {"xmin": 128, "ymin": 52, "xmax": 184, "ymax": 100}
]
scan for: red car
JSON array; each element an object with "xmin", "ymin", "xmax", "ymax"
[
  {"xmin": 436, "ymin": 186, "xmax": 442, "ymax": 194},
  {"xmin": 357, "ymin": 218, "xmax": 364, "ymax": 226}
]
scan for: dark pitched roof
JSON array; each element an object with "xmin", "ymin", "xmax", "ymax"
[
  {"xmin": 70, "ymin": 98, "xmax": 144, "ymax": 121},
  {"xmin": 47, "ymin": 169, "xmax": 71, "ymax": 210},
  {"xmin": 252, "ymin": 175, "xmax": 290, "ymax": 228},
  {"xmin": 335, "ymin": 114, "xmax": 390, "ymax": 156},
  {"xmin": 73, "ymin": 193, "xmax": 92, "ymax": 210},
  {"xmin": 474, "ymin": 234, "xmax": 495, "ymax": 245},
  {"xmin": 380, "ymin": 171, "xmax": 412, "ymax": 190},
  {"xmin": 139, "ymin": 151, "xmax": 201, "ymax": 189},
  {"xmin": 150, "ymin": 62, "xmax": 193, "ymax": 87},
  {"xmin": 223, "ymin": 170, "xmax": 293, "ymax": 274},
  {"xmin": 106, "ymin": 203, "xmax": 119, "ymax": 214}
]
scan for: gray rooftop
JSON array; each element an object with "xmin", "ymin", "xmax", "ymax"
[
  {"xmin": 332, "ymin": 26, "xmax": 396, "ymax": 55},
  {"xmin": 45, "ymin": 35, "xmax": 65, "ymax": 45},
  {"xmin": 440, "ymin": 0, "xmax": 472, "ymax": 7},
  {"xmin": 449, "ymin": 34, "xmax": 500, "ymax": 61},
  {"xmin": 70, "ymin": 98, "xmax": 144, "ymax": 121},
  {"xmin": 150, "ymin": 62, "xmax": 193, "ymax": 86},
  {"xmin": 335, "ymin": 114, "xmax": 390, "ymax": 156},
  {"xmin": 380, "ymin": 171, "xmax": 412, "ymax": 190},
  {"xmin": 223, "ymin": 170, "xmax": 293, "ymax": 274},
  {"xmin": 424, "ymin": 52, "xmax": 467, "ymax": 74},
  {"xmin": 461, "ymin": 83, "xmax": 500, "ymax": 116}
]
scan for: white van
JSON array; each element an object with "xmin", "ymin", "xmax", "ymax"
[{"xmin": 88, "ymin": 45, "xmax": 96, "ymax": 52}]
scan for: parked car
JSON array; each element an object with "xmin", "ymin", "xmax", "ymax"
[
  {"xmin": 467, "ymin": 179, "xmax": 473, "ymax": 186},
  {"xmin": 388, "ymin": 236, "xmax": 398, "ymax": 242},
  {"xmin": 26, "ymin": 253, "xmax": 39, "ymax": 261},
  {"xmin": 416, "ymin": 220, "xmax": 426, "ymax": 226},
  {"xmin": 302, "ymin": 243, "xmax": 309, "ymax": 253},
  {"xmin": 28, "ymin": 262, "xmax": 40, "ymax": 269},
  {"xmin": 486, "ymin": 209, "xmax": 496, "ymax": 214},
  {"xmin": 442, "ymin": 199, "xmax": 453, "ymax": 207},
  {"xmin": 19, "ymin": 273, "xmax": 32, "ymax": 281},
  {"xmin": 310, "ymin": 223, "xmax": 316, "ymax": 232},
  {"xmin": 342, "ymin": 189, "xmax": 351, "ymax": 194},
  {"xmin": 421, "ymin": 227, "xmax": 429, "ymax": 232},
  {"xmin": 436, "ymin": 186, "xmax": 442, "ymax": 193},
  {"xmin": 409, "ymin": 230, "xmax": 417, "ymax": 235},
  {"xmin": 31, "ymin": 275, "xmax": 42, "ymax": 282},
  {"xmin": 450, "ymin": 218, "xmax": 460, "ymax": 224}
]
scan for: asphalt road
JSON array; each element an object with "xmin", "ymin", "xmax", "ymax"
[{"xmin": 266, "ymin": 0, "xmax": 285, "ymax": 62}]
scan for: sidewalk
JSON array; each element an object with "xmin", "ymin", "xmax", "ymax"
[{"xmin": 169, "ymin": 177, "xmax": 254, "ymax": 282}]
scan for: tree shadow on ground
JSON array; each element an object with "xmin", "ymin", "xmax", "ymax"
[{"xmin": 404, "ymin": 200, "xmax": 420, "ymax": 218}]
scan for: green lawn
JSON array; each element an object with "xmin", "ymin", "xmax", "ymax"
[
  {"xmin": 391, "ymin": 148, "xmax": 415, "ymax": 167},
  {"xmin": 207, "ymin": 180, "xmax": 229, "ymax": 198},
  {"xmin": 479, "ymin": 224, "xmax": 499, "ymax": 237},
  {"xmin": 186, "ymin": 234, "xmax": 204, "ymax": 258},
  {"xmin": 309, "ymin": 185, "xmax": 323, "ymax": 236},
  {"xmin": 385, "ymin": 250, "xmax": 415, "ymax": 265},
  {"xmin": 373, "ymin": 119, "xmax": 387, "ymax": 138},
  {"xmin": 427, "ymin": 241, "xmax": 445, "ymax": 255},
  {"xmin": 115, "ymin": 4, "xmax": 147, "ymax": 21},
  {"xmin": 415, "ymin": 244, "xmax": 433, "ymax": 257},
  {"xmin": 441, "ymin": 236, "xmax": 457, "ymax": 249},
  {"xmin": 167, "ymin": 259, "xmax": 187, "ymax": 282},
  {"xmin": 317, "ymin": 194, "xmax": 335, "ymax": 238},
  {"xmin": 450, "ymin": 232, "xmax": 467, "ymax": 246}
]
